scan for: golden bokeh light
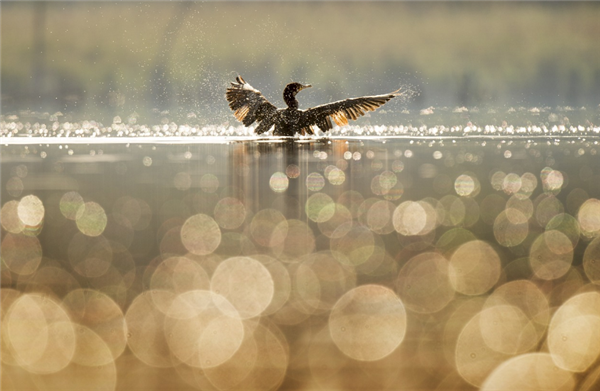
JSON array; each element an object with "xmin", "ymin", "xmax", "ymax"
[
  {"xmin": 2, "ymin": 137, "xmax": 599, "ymax": 390},
  {"xmin": 285, "ymin": 164, "xmax": 300, "ymax": 178},
  {"xmin": 164, "ymin": 290, "xmax": 245, "ymax": 368},
  {"xmin": 480, "ymin": 353, "xmax": 574, "ymax": 391},
  {"xmin": 68, "ymin": 323, "xmax": 113, "ymax": 367},
  {"xmin": 396, "ymin": 252, "xmax": 454, "ymax": 314},
  {"xmin": 112, "ymin": 195, "xmax": 153, "ymax": 231},
  {"xmin": 317, "ymin": 203, "xmax": 353, "ymax": 239},
  {"xmin": 150, "ymin": 256, "xmax": 210, "ymax": 297},
  {"xmin": 306, "ymin": 172, "xmax": 325, "ymax": 191},
  {"xmin": 455, "ymin": 173, "xmax": 479, "ymax": 197},
  {"xmin": 490, "ymin": 170, "xmax": 506, "ymax": 191},
  {"xmin": 529, "ymin": 230, "xmax": 574, "ymax": 280},
  {"xmin": 295, "ymin": 251, "xmax": 357, "ymax": 314},
  {"xmin": 125, "ymin": 290, "xmax": 177, "ymax": 368},
  {"xmin": 329, "ymin": 284, "xmax": 407, "ymax": 361},
  {"xmin": 269, "ymin": 171, "xmax": 289, "ymax": 193},
  {"xmin": 449, "ymin": 240, "xmax": 501, "ymax": 296},
  {"xmin": 541, "ymin": 167, "xmax": 565, "ymax": 194},
  {"xmin": 507, "ymin": 195, "xmax": 534, "ymax": 219},
  {"xmin": 252, "ymin": 255, "xmax": 291, "ymax": 316},
  {"xmin": 578, "ymin": 198, "xmax": 600, "ymax": 238},
  {"xmin": 250, "ymin": 208, "xmax": 288, "ymax": 248},
  {"xmin": 502, "ymin": 172, "xmax": 522, "ymax": 195},
  {"xmin": 67, "ymin": 233, "xmax": 113, "ymax": 278},
  {"xmin": 439, "ymin": 195, "xmax": 467, "ymax": 227},
  {"xmin": 393, "ymin": 201, "xmax": 427, "ymax": 235},
  {"xmin": 535, "ymin": 194, "xmax": 565, "ymax": 227},
  {"xmin": 366, "ymin": 199, "xmax": 396, "ymax": 235},
  {"xmin": 213, "ymin": 197, "xmax": 246, "ymax": 229},
  {"xmin": 272, "ymin": 219, "xmax": 316, "ymax": 261},
  {"xmin": 6, "ymin": 176, "xmax": 24, "ymax": 198},
  {"xmin": 21, "ymin": 266, "xmax": 82, "ymax": 299},
  {"xmin": 517, "ymin": 172, "xmax": 538, "ymax": 199},
  {"xmin": 63, "ymin": 289, "xmax": 128, "ymax": 364},
  {"xmin": 5, "ymin": 293, "xmax": 76, "ymax": 374},
  {"xmin": 485, "ymin": 279, "xmax": 550, "ymax": 328},
  {"xmin": 547, "ymin": 213, "xmax": 581, "ymax": 247},
  {"xmin": 305, "ymin": 192, "xmax": 335, "ymax": 223},
  {"xmin": 330, "ymin": 224, "xmax": 375, "ymax": 268},
  {"xmin": 337, "ymin": 190, "xmax": 364, "ymax": 219},
  {"xmin": 180, "ymin": 213, "xmax": 221, "ymax": 255},
  {"xmin": 173, "ymin": 171, "xmax": 192, "ymax": 191},
  {"xmin": 1, "ymin": 289, "xmax": 22, "ymax": 366},
  {"xmin": 17, "ymin": 195, "xmax": 45, "ymax": 227},
  {"xmin": 455, "ymin": 309, "xmax": 512, "ymax": 387},
  {"xmin": 210, "ymin": 256, "xmax": 275, "ymax": 319},
  {"xmin": 1, "ymin": 200, "xmax": 25, "ymax": 234},
  {"xmin": 1, "ymin": 233, "xmax": 43, "ymax": 276},
  {"xmin": 548, "ymin": 292, "xmax": 600, "ymax": 372},
  {"xmin": 583, "ymin": 236, "xmax": 600, "ymax": 285},
  {"xmin": 200, "ymin": 173, "xmax": 220, "ymax": 193},
  {"xmin": 326, "ymin": 165, "xmax": 346, "ymax": 186},
  {"xmin": 75, "ymin": 201, "xmax": 108, "ymax": 237},
  {"xmin": 493, "ymin": 208, "xmax": 529, "ymax": 247},
  {"xmin": 478, "ymin": 304, "xmax": 538, "ymax": 355}
]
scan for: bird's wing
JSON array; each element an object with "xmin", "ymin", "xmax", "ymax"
[
  {"xmin": 303, "ymin": 90, "xmax": 402, "ymax": 132},
  {"xmin": 226, "ymin": 76, "xmax": 278, "ymax": 127}
]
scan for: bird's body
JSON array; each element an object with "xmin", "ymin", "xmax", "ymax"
[{"xmin": 226, "ymin": 76, "xmax": 401, "ymax": 136}]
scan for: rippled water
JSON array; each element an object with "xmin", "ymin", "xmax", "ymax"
[{"xmin": 1, "ymin": 117, "xmax": 600, "ymax": 390}]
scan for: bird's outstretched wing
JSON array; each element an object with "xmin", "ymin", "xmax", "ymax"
[
  {"xmin": 226, "ymin": 76, "xmax": 278, "ymax": 130},
  {"xmin": 303, "ymin": 90, "xmax": 402, "ymax": 132}
]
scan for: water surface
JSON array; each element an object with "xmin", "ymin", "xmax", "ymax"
[{"xmin": 1, "ymin": 121, "xmax": 600, "ymax": 390}]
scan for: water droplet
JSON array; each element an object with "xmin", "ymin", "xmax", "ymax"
[{"xmin": 470, "ymin": 353, "xmax": 476, "ymax": 359}]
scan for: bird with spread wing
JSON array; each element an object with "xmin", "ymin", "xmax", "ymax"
[{"xmin": 226, "ymin": 76, "xmax": 401, "ymax": 136}]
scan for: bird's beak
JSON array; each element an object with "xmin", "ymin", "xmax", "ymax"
[{"xmin": 301, "ymin": 84, "xmax": 312, "ymax": 90}]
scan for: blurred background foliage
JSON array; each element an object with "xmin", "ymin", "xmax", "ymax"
[{"xmin": 1, "ymin": 1, "xmax": 599, "ymax": 123}]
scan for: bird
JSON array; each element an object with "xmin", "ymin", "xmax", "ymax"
[{"xmin": 226, "ymin": 76, "xmax": 402, "ymax": 136}]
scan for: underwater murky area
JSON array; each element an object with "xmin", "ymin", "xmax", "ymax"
[{"xmin": 1, "ymin": 116, "xmax": 600, "ymax": 390}]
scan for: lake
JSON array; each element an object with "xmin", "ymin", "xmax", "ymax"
[{"xmin": 1, "ymin": 113, "xmax": 600, "ymax": 390}]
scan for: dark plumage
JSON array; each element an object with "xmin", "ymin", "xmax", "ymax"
[{"xmin": 226, "ymin": 76, "xmax": 401, "ymax": 136}]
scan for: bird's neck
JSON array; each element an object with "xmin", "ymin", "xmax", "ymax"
[{"xmin": 283, "ymin": 90, "xmax": 299, "ymax": 109}]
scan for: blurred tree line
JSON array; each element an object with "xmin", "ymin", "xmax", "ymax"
[{"xmin": 1, "ymin": 1, "xmax": 599, "ymax": 122}]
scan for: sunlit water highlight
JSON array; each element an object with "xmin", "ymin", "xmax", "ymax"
[
  {"xmin": 2, "ymin": 104, "xmax": 599, "ymax": 141},
  {"xmin": 2, "ymin": 123, "xmax": 599, "ymax": 141},
  {"xmin": 1, "ymin": 112, "xmax": 600, "ymax": 390}
]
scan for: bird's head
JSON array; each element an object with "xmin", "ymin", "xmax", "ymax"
[
  {"xmin": 283, "ymin": 82, "xmax": 311, "ymax": 108},
  {"xmin": 284, "ymin": 82, "xmax": 312, "ymax": 97}
]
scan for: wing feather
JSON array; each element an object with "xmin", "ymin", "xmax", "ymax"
[
  {"xmin": 303, "ymin": 89, "xmax": 401, "ymax": 132},
  {"xmin": 226, "ymin": 76, "xmax": 278, "ymax": 127}
]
